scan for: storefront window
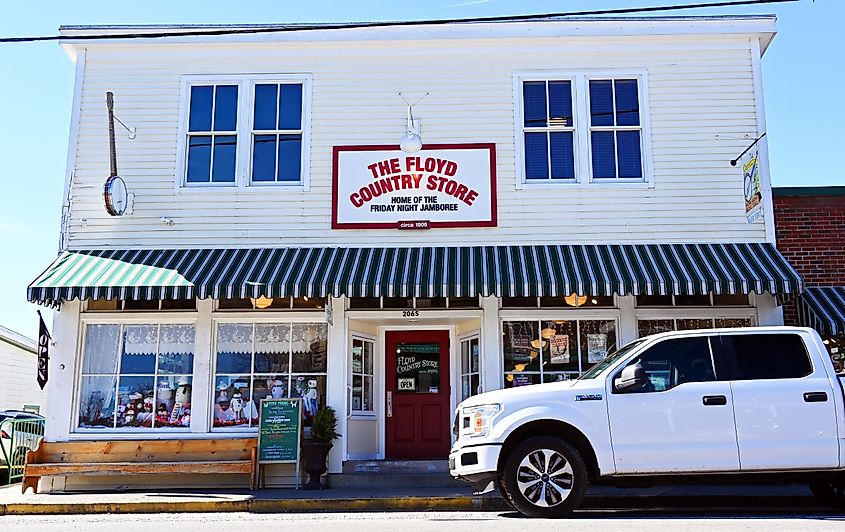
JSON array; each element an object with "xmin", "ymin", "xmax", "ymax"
[
  {"xmin": 213, "ymin": 322, "xmax": 327, "ymax": 429},
  {"xmin": 351, "ymin": 337, "xmax": 375, "ymax": 413},
  {"xmin": 637, "ymin": 318, "xmax": 753, "ymax": 338},
  {"xmin": 78, "ymin": 323, "xmax": 195, "ymax": 430},
  {"xmin": 460, "ymin": 335, "xmax": 481, "ymax": 401},
  {"xmin": 503, "ymin": 320, "xmax": 616, "ymax": 388}
]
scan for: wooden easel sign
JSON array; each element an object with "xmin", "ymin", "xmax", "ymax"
[{"xmin": 257, "ymin": 398, "xmax": 303, "ymax": 489}]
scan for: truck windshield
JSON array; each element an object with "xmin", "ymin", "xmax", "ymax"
[{"xmin": 577, "ymin": 339, "xmax": 646, "ymax": 380}]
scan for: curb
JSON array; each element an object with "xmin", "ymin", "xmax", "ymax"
[{"xmin": 0, "ymin": 495, "xmax": 824, "ymax": 516}]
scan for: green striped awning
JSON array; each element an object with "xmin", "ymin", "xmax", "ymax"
[
  {"xmin": 798, "ymin": 287, "xmax": 845, "ymax": 336},
  {"xmin": 27, "ymin": 243, "xmax": 802, "ymax": 307}
]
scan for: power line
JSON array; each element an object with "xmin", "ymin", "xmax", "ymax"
[{"xmin": 0, "ymin": 0, "xmax": 801, "ymax": 44}]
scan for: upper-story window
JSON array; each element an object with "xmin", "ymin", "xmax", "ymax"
[
  {"xmin": 522, "ymin": 80, "xmax": 575, "ymax": 181},
  {"xmin": 252, "ymin": 83, "xmax": 303, "ymax": 183},
  {"xmin": 589, "ymin": 79, "xmax": 643, "ymax": 180},
  {"xmin": 516, "ymin": 72, "xmax": 650, "ymax": 186},
  {"xmin": 186, "ymin": 85, "xmax": 238, "ymax": 184},
  {"xmin": 180, "ymin": 76, "xmax": 310, "ymax": 188}
]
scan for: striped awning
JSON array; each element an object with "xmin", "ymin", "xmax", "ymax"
[
  {"xmin": 28, "ymin": 243, "xmax": 802, "ymax": 307},
  {"xmin": 798, "ymin": 287, "xmax": 845, "ymax": 336}
]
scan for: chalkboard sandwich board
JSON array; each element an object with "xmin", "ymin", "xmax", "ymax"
[{"xmin": 258, "ymin": 398, "xmax": 303, "ymax": 464}]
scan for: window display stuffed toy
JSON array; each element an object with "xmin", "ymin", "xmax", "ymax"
[
  {"xmin": 304, "ymin": 379, "xmax": 319, "ymax": 417},
  {"xmin": 169, "ymin": 376, "xmax": 191, "ymax": 425},
  {"xmin": 158, "ymin": 379, "xmax": 174, "ymax": 412},
  {"xmin": 230, "ymin": 392, "xmax": 245, "ymax": 422}
]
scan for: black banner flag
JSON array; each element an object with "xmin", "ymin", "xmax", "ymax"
[{"xmin": 37, "ymin": 311, "xmax": 51, "ymax": 390}]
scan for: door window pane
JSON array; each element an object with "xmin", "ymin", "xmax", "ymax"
[
  {"xmin": 395, "ymin": 343, "xmax": 440, "ymax": 394},
  {"xmin": 351, "ymin": 337, "xmax": 375, "ymax": 414}
]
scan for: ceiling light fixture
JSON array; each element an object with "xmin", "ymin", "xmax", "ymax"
[{"xmin": 565, "ymin": 293, "xmax": 588, "ymax": 307}]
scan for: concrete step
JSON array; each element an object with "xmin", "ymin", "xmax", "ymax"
[{"xmin": 330, "ymin": 460, "xmax": 465, "ymax": 489}]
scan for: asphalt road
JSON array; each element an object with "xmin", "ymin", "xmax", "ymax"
[{"xmin": 2, "ymin": 510, "xmax": 844, "ymax": 531}]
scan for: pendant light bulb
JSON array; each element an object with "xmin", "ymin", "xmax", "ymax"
[{"xmin": 400, "ymin": 105, "xmax": 422, "ymax": 153}]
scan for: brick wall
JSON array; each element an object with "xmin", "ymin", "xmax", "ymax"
[{"xmin": 774, "ymin": 193, "xmax": 845, "ymax": 326}]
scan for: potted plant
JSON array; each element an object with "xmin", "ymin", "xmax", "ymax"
[{"xmin": 301, "ymin": 406, "xmax": 340, "ymax": 490}]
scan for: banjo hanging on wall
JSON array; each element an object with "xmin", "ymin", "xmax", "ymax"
[{"xmin": 103, "ymin": 91, "xmax": 129, "ymax": 216}]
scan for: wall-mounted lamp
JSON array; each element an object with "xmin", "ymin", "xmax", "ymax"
[{"xmin": 399, "ymin": 92, "xmax": 429, "ymax": 153}]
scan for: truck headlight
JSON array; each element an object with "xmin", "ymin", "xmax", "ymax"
[{"xmin": 460, "ymin": 404, "xmax": 501, "ymax": 438}]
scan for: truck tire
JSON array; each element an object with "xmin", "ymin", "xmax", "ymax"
[
  {"xmin": 502, "ymin": 436, "xmax": 588, "ymax": 518},
  {"xmin": 496, "ymin": 475, "xmax": 515, "ymax": 509},
  {"xmin": 810, "ymin": 477, "xmax": 845, "ymax": 511}
]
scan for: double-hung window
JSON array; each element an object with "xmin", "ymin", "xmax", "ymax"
[
  {"xmin": 588, "ymin": 79, "xmax": 643, "ymax": 180},
  {"xmin": 522, "ymin": 80, "xmax": 576, "ymax": 181},
  {"xmin": 517, "ymin": 73, "xmax": 649, "ymax": 185},
  {"xmin": 186, "ymin": 85, "xmax": 238, "ymax": 184},
  {"xmin": 181, "ymin": 76, "xmax": 309, "ymax": 188}
]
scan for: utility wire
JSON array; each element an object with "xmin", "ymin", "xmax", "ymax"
[{"xmin": 0, "ymin": 0, "xmax": 801, "ymax": 44}]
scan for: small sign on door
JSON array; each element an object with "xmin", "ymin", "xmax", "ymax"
[{"xmin": 397, "ymin": 378, "xmax": 416, "ymax": 392}]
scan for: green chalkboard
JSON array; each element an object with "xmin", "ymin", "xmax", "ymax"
[{"xmin": 258, "ymin": 398, "xmax": 302, "ymax": 464}]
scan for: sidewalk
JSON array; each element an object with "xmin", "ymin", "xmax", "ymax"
[{"xmin": 0, "ymin": 483, "xmax": 820, "ymax": 516}]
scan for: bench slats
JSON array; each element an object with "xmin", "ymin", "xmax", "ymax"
[
  {"xmin": 26, "ymin": 460, "xmax": 253, "ymax": 476},
  {"xmin": 23, "ymin": 438, "xmax": 259, "ymax": 493}
]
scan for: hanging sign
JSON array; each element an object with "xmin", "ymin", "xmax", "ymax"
[
  {"xmin": 741, "ymin": 143, "xmax": 763, "ymax": 224},
  {"xmin": 332, "ymin": 144, "xmax": 497, "ymax": 229},
  {"xmin": 36, "ymin": 311, "xmax": 51, "ymax": 390}
]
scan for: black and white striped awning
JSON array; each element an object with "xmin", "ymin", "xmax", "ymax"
[
  {"xmin": 28, "ymin": 243, "xmax": 802, "ymax": 307},
  {"xmin": 799, "ymin": 287, "xmax": 845, "ymax": 336}
]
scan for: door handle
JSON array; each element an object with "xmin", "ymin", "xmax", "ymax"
[
  {"xmin": 803, "ymin": 392, "xmax": 828, "ymax": 403},
  {"xmin": 702, "ymin": 395, "xmax": 727, "ymax": 406},
  {"xmin": 387, "ymin": 391, "xmax": 393, "ymax": 418}
]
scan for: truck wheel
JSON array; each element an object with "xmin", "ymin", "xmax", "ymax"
[
  {"xmin": 496, "ymin": 475, "xmax": 515, "ymax": 509},
  {"xmin": 502, "ymin": 436, "xmax": 587, "ymax": 518},
  {"xmin": 810, "ymin": 477, "xmax": 845, "ymax": 511}
]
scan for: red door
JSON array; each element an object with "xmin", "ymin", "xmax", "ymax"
[{"xmin": 385, "ymin": 330, "xmax": 451, "ymax": 459}]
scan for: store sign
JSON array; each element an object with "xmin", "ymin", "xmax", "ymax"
[
  {"xmin": 332, "ymin": 144, "xmax": 497, "ymax": 229},
  {"xmin": 741, "ymin": 144, "xmax": 763, "ymax": 224}
]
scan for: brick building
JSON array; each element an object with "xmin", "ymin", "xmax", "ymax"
[{"xmin": 774, "ymin": 186, "xmax": 845, "ymax": 372}]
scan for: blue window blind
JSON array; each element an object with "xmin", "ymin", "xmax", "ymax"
[
  {"xmin": 523, "ymin": 80, "xmax": 574, "ymax": 181},
  {"xmin": 186, "ymin": 84, "xmax": 238, "ymax": 184},
  {"xmin": 589, "ymin": 79, "xmax": 643, "ymax": 180},
  {"xmin": 252, "ymin": 83, "xmax": 304, "ymax": 184}
]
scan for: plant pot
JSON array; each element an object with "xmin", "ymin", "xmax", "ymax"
[{"xmin": 301, "ymin": 441, "xmax": 333, "ymax": 490}]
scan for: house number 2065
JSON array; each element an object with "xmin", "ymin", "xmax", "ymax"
[{"xmin": 402, "ymin": 310, "xmax": 419, "ymax": 317}]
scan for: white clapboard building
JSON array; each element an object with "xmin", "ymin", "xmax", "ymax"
[
  {"xmin": 0, "ymin": 326, "xmax": 46, "ymax": 414},
  {"xmin": 27, "ymin": 15, "xmax": 802, "ymax": 490}
]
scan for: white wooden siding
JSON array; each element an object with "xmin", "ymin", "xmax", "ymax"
[
  {"xmin": 0, "ymin": 337, "xmax": 47, "ymax": 413},
  {"xmin": 65, "ymin": 34, "xmax": 766, "ymax": 248}
]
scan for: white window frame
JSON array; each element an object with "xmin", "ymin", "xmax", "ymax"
[
  {"xmin": 458, "ymin": 332, "xmax": 482, "ymax": 402},
  {"xmin": 514, "ymin": 70, "xmax": 654, "ymax": 189},
  {"xmin": 73, "ymin": 316, "xmax": 198, "ymax": 435},
  {"xmin": 176, "ymin": 74, "xmax": 312, "ymax": 192},
  {"xmin": 350, "ymin": 334, "xmax": 377, "ymax": 418}
]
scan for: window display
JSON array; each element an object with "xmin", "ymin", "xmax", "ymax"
[
  {"xmin": 503, "ymin": 320, "xmax": 617, "ymax": 388},
  {"xmin": 78, "ymin": 323, "xmax": 195, "ymax": 429},
  {"xmin": 213, "ymin": 322, "xmax": 327, "ymax": 429}
]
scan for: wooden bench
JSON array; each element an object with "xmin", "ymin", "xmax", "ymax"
[{"xmin": 22, "ymin": 438, "xmax": 258, "ymax": 493}]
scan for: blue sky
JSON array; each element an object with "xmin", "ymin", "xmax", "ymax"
[{"xmin": 0, "ymin": 0, "xmax": 841, "ymax": 340}]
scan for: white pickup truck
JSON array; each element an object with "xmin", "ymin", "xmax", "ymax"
[{"xmin": 449, "ymin": 327, "xmax": 845, "ymax": 517}]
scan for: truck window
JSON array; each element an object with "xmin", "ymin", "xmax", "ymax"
[
  {"xmin": 617, "ymin": 337, "xmax": 715, "ymax": 393},
  {"xmin": 722, "ymin": 333, "xmax": 812, "ymax": 380}
]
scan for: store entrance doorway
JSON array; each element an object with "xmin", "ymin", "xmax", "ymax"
[{"xmin": 385, "ymin": 330, "xmax": 451, "ymax": 459}]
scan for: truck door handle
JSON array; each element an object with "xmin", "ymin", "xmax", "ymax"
[
  {"xmin": 702, "ymin": 395, "xmax": 727, "ymax": 406},
  {"xmin": 803, "ymin": 392, "xmax": 828, "ymax": 403}
]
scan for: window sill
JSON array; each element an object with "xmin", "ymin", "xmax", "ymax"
[
  {"xmin": 517, "ymin": 180, "xmax": 653, "ymax": 190},
  {"xmin": 178, "ymin": 183, "xmax": 308, "ymax": 193}
]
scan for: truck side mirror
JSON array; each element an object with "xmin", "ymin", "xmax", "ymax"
[{"xmin": 614, "ymin": 363, "xmax": 647, "ymax": 392}]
